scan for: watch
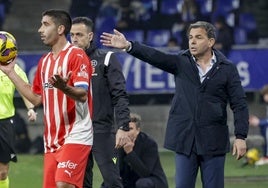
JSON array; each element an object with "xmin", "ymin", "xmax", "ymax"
[{"xmin": 119, "ymin": 126, "xmax": 129, "ymax": 131}]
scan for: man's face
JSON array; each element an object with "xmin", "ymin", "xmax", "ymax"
[
  {"xmin": 188, "ymin": 27, "xmax": 215, "ymax": 58},
  {"xmin": 38, "ymin": 15, "xmax": 59, "ymax": 46},
  {"xmin": 70, "ymin": 23, "xmax": 93, "ymax": 50},
  {"xmin": 128, "ymin": 122, "xmax": 140, "ymax": 142}
]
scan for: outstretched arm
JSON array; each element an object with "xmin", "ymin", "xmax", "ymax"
[
  {"xmin": 0, "ymin": 59, "xmax": 42, "ymax": 106},
  {"xmin": 100, "ymin": 29, "xmax": 131, "ymax": 50}
]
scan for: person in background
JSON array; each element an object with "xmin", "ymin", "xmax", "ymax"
[
  {"xmin": 0, "ymin": 9, "xmax": 93, "ymax": 188},
  {"xmin": 0, "ymin": 0, "xmax": 12, "ymax": 30},
  {"xmin": 249, "ymin": 84, "xmax": 268, "ymax": 166},
  {"xmin": 167, "ymin": 37, "xmax": 179, "ymax": 48},
  {"xmin": 13, "ymin": 112, "xmax": 32, "ymax": 153},
  {"xmin": 119, "ymin": 113, "xmax": 168, "ymax": 188},
  {"xmin": 0, "ymin": 64, "xmax": 37, "ymax": 188},
  {"xmin": 213, "ymin": 15, "xmax": 234, "ymax": 57},
  {"xmin": 100, "ymin": 21, "xmax": 249, "ymax": 188},
  {"xmin": 69, "ymin": 0, "xmax": 102, "ymax": 23},
  {"xmin": 70, "ymin": 17, "xmax": 130, "ymax": 188}
]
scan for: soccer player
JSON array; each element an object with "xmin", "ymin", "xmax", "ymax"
[
  {"xmin": 0, "ymin": 64, "xmax": 37, "ymax": 188},
  {"xmin": 70, "ymin": 17, "xmax": 130, "ymax": 188},
  {"xmin": 0, "ymin": 9, "xmax": 93, "ymax": 188},
  {"xmin": 100, "ymin": 21, "xmax": 249, "ymax": 188}
]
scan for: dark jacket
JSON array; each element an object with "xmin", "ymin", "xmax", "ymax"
[
  {"xmin": 128, "ymin": 42, "xmax": 249, "ymax": 155},
  {"xmin": 86, "ymin": 46, "xmax": 130, "ymax": 133},
  {"xmin": 119, "ymin": 132, "xmax": 168, "ymax": 188}
]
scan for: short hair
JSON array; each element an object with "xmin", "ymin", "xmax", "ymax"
[
  {"xmin": 261, "ymin": 85, "xmax": 268, "ymax": 95},
  {"xmin": 130, "ymin": 113, "xmax": 142, "ymax": 129},
  {"xmin": 72, "ymin": 17, "xmax": 94, "ymax": 32},
  {"xmin": 187, "ymin": 21, "xmax": 216, "ymax": 39},
  {"xmin": 42, "ymin": 9, "xmax": 72, "ymax": 36}
]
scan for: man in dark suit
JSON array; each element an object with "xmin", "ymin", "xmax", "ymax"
[
  {"xmin": 119, "ymin": 113, "xmax": 168, "ymax": 188},
  {"xmin": 100, "ymin": 21, "xmax": 249, "ymax": 188}
]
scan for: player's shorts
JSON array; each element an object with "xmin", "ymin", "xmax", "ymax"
[
  {"xmin": 0, "ymin": 117, "xmax": 17, "ymax": 163},
  {"xmin": 43, "ymin": 143, "xmax": 91, "ymax": 188}
]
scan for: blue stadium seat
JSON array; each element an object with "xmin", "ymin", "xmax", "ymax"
[
  {"xmin": 217, "ymin": 0, "xmax": 233, "ymax": 13},
  {"xmin": 171, "ymin": 30, "xmax": 183, "ymax": 46},
  {"xmin": 197, "ymin": 0, "xmax": 213, "ymax": 16},
  {"xmin": 94, "ymin": 16, "xmax": 117, "ymax": 47},
  {"xmin": 146, "ymin": 29, "xmax": 171, "ymax": 47},
  {"xmin": 122, "ymin": 30, "xmax": 145, "ymax": 43},
  {"xmin": 239, "ymin": 13, "xmax": 257, "ymax": 32},
  {"xmin": 160, "ymin": 0, "xmax": 182, "ymax": 14},
  {"xmin": 234, "ymin": 27, "xmax": 247, "ymax": 44}
]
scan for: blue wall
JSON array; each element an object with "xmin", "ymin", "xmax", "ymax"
[{"xmin": 18, "ymin": 47, "xmax": 268, "ymax": 93}]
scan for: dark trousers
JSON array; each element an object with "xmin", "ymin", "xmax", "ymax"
[
  {"xmin": 83, "ymin": 132, "xmax": 123, "ymax": 188},
  {"xmin": 135, "ymin": 178, "xmax": 155, "ymax": 188},
  {"xmin": 260, "ymin": 126, "xmax": 268, "ymax": 156},
  {"xmin": 175, "ymin": 152, "xmax": 225, "ymax": 188}
]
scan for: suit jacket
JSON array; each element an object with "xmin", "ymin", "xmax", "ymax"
[
  {"xmin": 129, "ymin": 42, "xmax": 249, "ymax": 155},
  {"xmin": 119, "ymin": 132, "xmax": 168, "ymax": 188}
]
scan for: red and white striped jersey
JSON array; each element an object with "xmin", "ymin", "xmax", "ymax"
[{"xmin": 32, "ymin": 42, "xmax": 93, "ymax": 153}]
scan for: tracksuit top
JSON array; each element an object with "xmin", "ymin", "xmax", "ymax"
[{"xmin": 86, "ymin": 45, "xmax": 130, "ymax": 133}]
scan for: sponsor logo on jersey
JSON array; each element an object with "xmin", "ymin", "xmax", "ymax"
[
  {"xmin": 57, "ymin": 160, "xmax": 78, "ymax": 169},
  {"xmin": 64, "ymin": 169, "xmax": 73, "ymax": 178},
  {"xmin": 78, "ymin": 63, "xmax": 89, "ymax": 78},
  {"xmin": 43, "ymin": 82, "xmax": 54, "ymax": 89}
]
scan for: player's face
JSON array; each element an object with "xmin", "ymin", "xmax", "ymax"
[
  {"xmin": 70, "ymin": 23, "xmax": 93, "ymax": 50},
  {"xmin": 188, "ymin": 28, "xmax": 215, "ymax": 59},
  {"xmin": 38, "ymin": 15, "xmax": 60, "ymax": 46}
]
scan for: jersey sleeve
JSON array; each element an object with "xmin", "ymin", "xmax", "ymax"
[
  {"xmin": 32, "ymin": 57, "xmax": 44, "ymax": 95},
  {"xmin": 69, "ymin": 49, "xmax": 92, "ymax": 90}
]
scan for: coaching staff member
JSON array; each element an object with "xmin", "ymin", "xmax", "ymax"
[
  {"xmin": 70, "ymin": 17, "xmax": 130, "ymax": 188},
  {"xmin": 100, "ymin": 21, "xmax": 249, "ymax": 188}
]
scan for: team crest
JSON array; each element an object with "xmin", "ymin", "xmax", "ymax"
[{"xmin": 91, "ymin": 59, "xmax": 97, "ymax": 76}]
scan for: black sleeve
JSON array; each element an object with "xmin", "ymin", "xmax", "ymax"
[
  {"xmin": 124, "ymin": 137, "xmax": 159, "ymax": 177},
  {"xmin": 106, "ymin": 53, "xmax": 130, "ymax": 130},
  {"xmin": 227, "ymin": 63, "xmax": 249, "ymax": 139},
  {"xmin": 129, "ymin": 41, "xmax": 179, "ymax": 74}
]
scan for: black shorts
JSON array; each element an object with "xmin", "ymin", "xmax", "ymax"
[{"xmin": 0, "ymin": 117, "xmax": 17, "ymax": 163}]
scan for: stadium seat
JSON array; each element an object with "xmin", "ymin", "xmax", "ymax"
[
  {"xmin": 160, "ymin": 0, "xmax": 182, "ymax": 15},
  {"xmin": 239, "ymin": 13, "xmax": 257, "ymax": 32},
  {"xmin": 171, "ymin": 30, "xmax": 183, "ymax": 46},
  {"xmin": 146, "ymin": 29, "xmax": 171, "ymax": 47},
  {"xmin": 215, "ymin": 0, "xmax": 233, "ymax": 15},
  {"xmin": 94, "ymin": 16, "xmax": 117, "ymax": 47},
  {"xmin": 122, "ymin": 30, "xmax": 145, "ymax": 43},
  {"xmin": 95, "ymin": 16, "xmax": 117, "ymax": 33},
  {"xmin": 234, "ymin": 27, "xmax": 247, "ymax": 44}
]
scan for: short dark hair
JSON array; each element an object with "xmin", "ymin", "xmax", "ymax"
[
  {"xmin": 72, "ymin": 17, "xmax": 94, "ymax": 32},
  {"xmin": 130, "ymin": 113, "xmax": 142, "ymax": 129},
  {"xmin": 187, "ymin": 21, "xmax": 216, "ymax": 39},
  {"xmin": 42, "ymin": 9, "xmax": 72, "ymax": 36}
]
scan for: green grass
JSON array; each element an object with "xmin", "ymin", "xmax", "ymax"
[{"xmin": 9, "ymin": 152, "xmax": 268, "ymax": 188}]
